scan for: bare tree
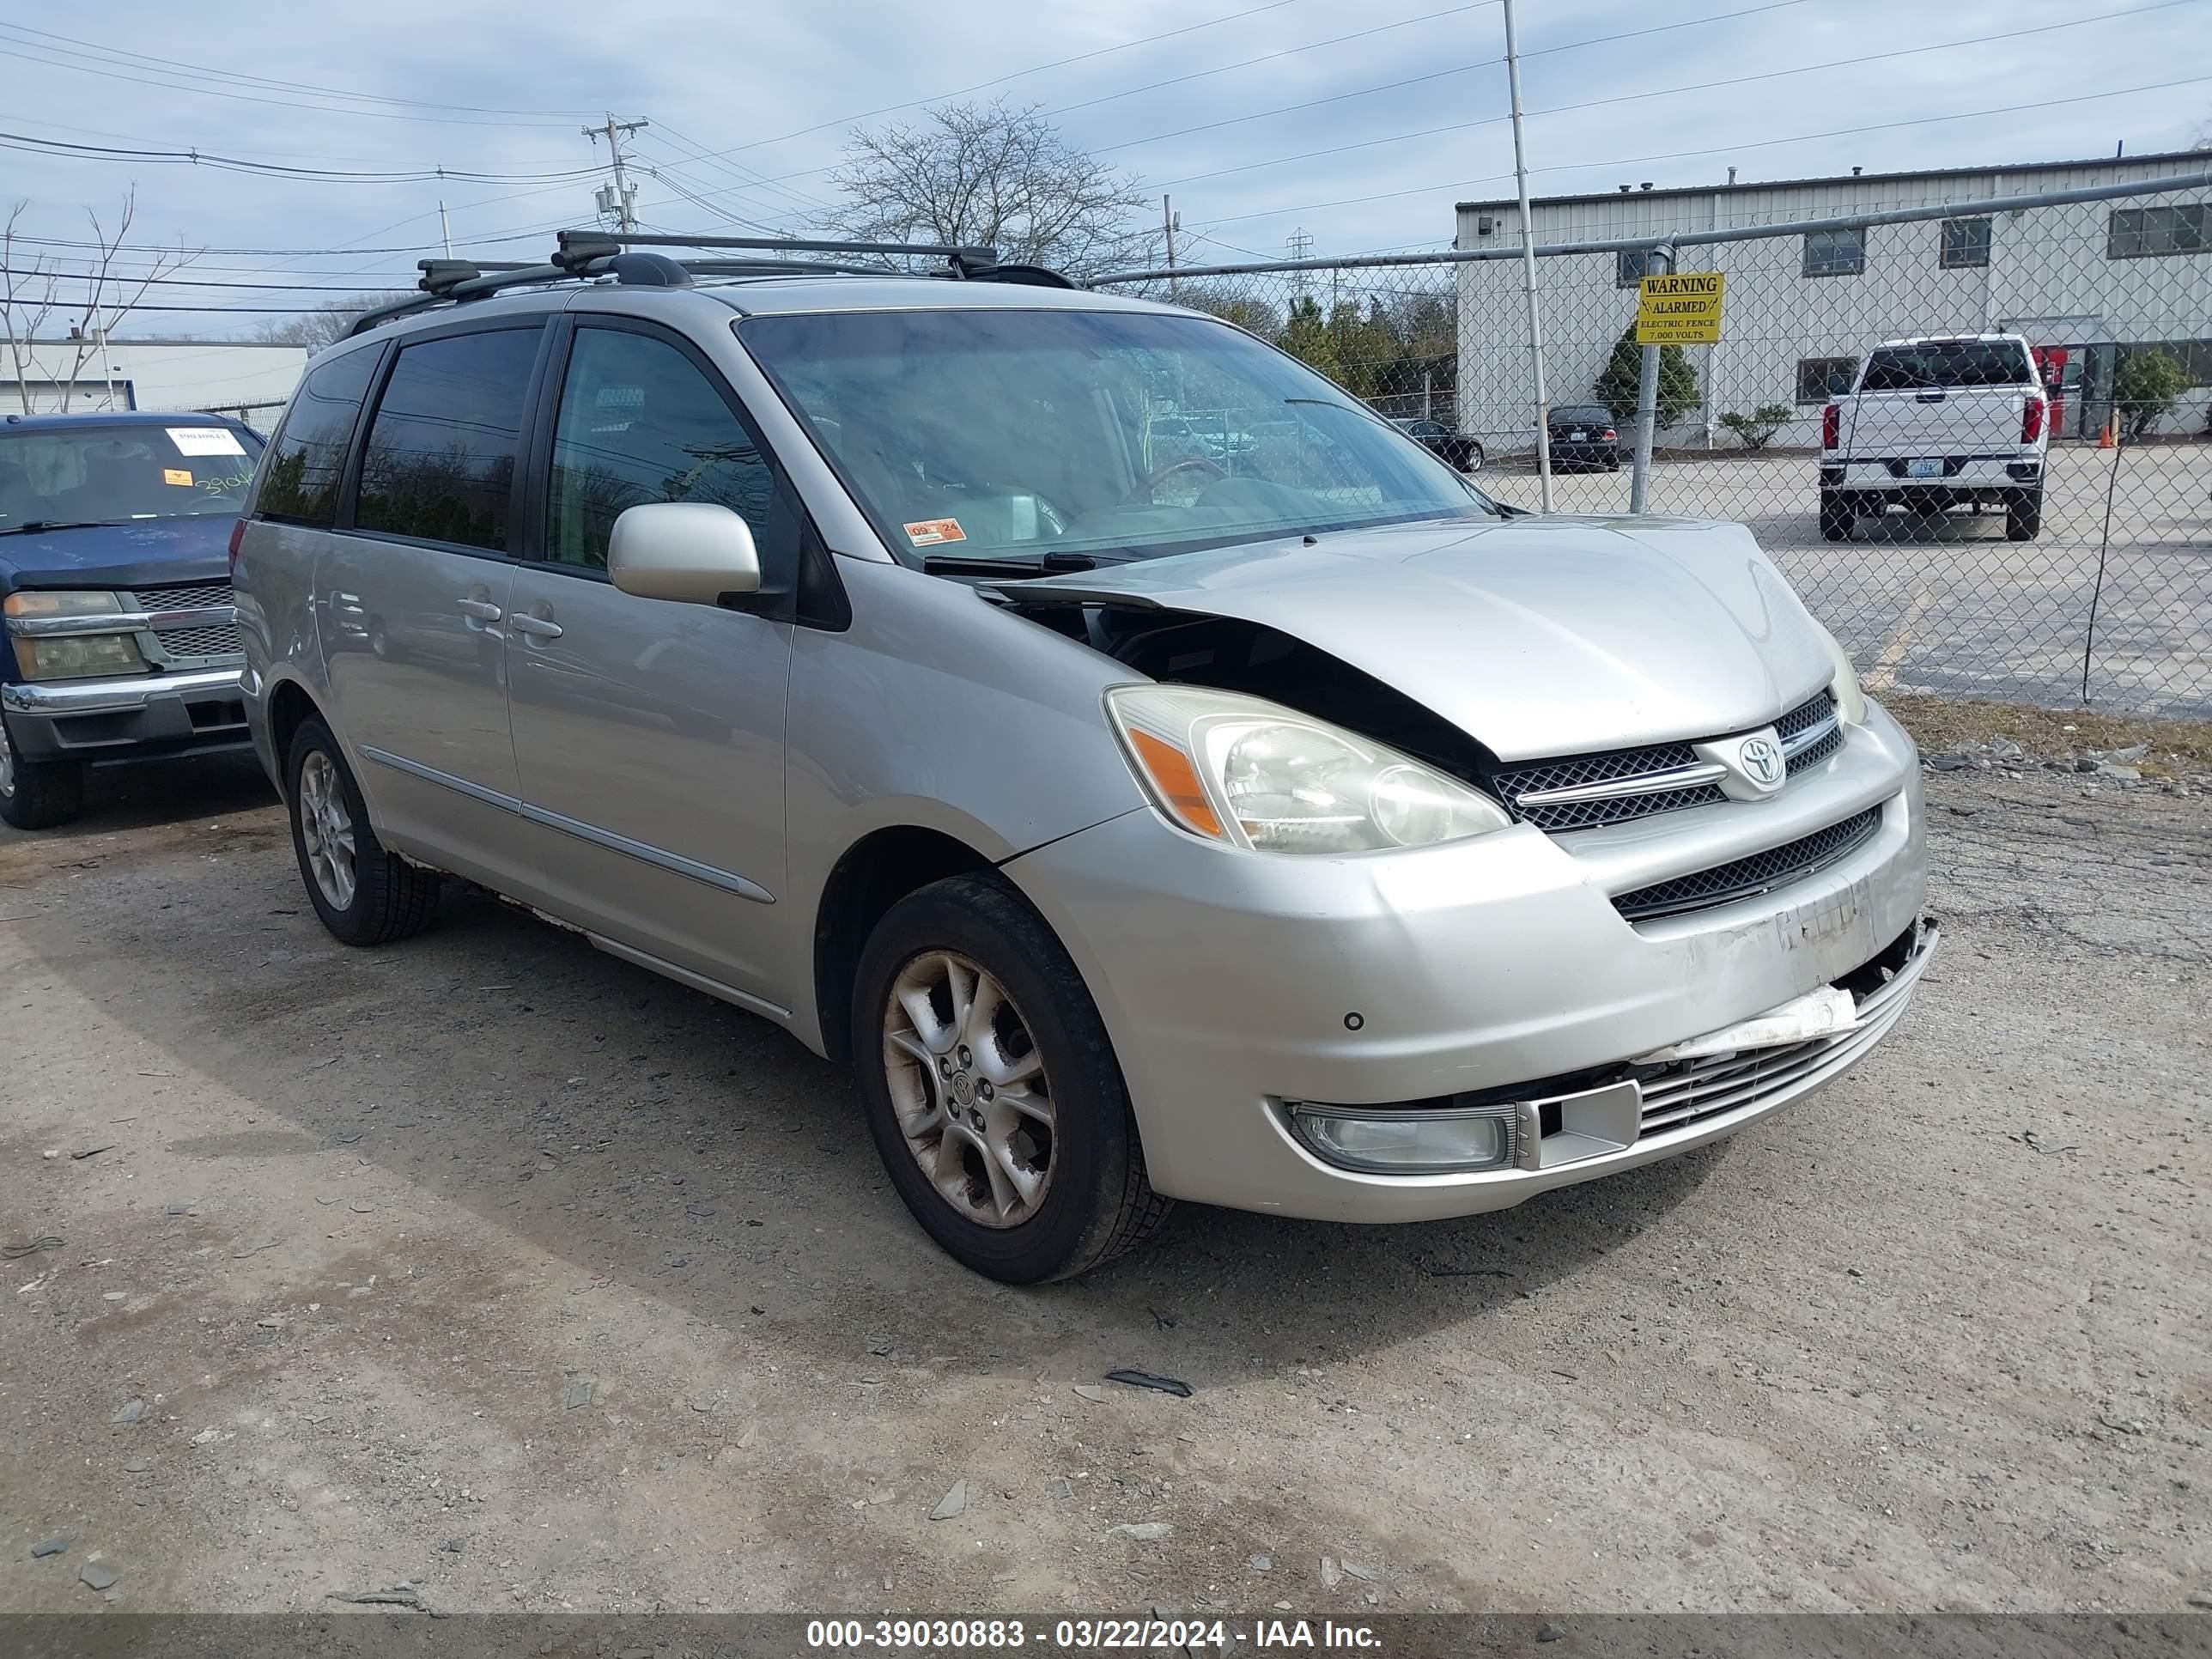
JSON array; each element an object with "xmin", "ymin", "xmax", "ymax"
[
  {"xmin": 826, "ymin": 100, "xmax": 1156, "ymax": 278},
  {"xmin": 0, "ymin": 190, "xmax": 196, "ymax": 414},
  {"xmin": 252, "ymin": 294, "xmax": 404, "ymax": 352}
]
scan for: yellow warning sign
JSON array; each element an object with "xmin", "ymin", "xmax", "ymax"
[{"xmin": 1636, "ymin": 271, "xmax": 1725, "ymax": 345}]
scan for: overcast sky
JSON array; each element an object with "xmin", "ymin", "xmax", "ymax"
[{"xmin": 3, "ymin": 0, "xmax": 2207, "ymax": 337}]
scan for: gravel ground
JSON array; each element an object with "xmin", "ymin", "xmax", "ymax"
[{"xmin": 0, "ymin": 753, "xmax": 2205, "ymax": 1618}]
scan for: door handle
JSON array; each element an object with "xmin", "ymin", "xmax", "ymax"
[
  {"xmin": 455, "ymin": 598, "xmax": 503, "ymax": 622},
  {"xmin": 509, "ymin": 613, "xmax": 563, "ymax": 640}
]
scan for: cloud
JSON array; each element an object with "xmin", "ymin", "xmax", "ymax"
[{"xmin": 2, "ymin": 0, "xmax": 2203, "ymax": 331}]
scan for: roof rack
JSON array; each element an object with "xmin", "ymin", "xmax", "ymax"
[{"xmin": 343, "ymin": 230, "xmax": 1074, "ymax": 338}]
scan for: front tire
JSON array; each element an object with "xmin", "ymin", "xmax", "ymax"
[
  {"xmin": 852, "ymin": 872, "xmax": 1170, "ymax": 1283},
  {"xmin": 1459, "ymin": 441, "xmax": 1485, "ymax": 475},
  {"xmin": 0, "ymin": 714, "xmax": 84, "ymax": 830},
  {"xmin": 285, "ymin": 717, "xmax": 439, "ymax": 945}
]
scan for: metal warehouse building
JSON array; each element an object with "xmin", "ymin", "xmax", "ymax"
[
  {"xmin": 1452, "ymin": 151, "xmax": 2212, "ymax": 451},
  {"xmin": 1, "ymin": 338, "xmax": 307, "ymax": 427}
]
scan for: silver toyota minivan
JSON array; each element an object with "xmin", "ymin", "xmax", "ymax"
[{"xmin": 236, "ymin": 245, "xmax": 1933, "ymax": 1282}]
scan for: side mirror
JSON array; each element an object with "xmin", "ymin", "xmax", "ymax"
[{"xmin": 608, "ymin": 502, "xmax": 762, "ymax": 607}]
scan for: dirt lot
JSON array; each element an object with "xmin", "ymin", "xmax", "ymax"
[{"xmin": 1, "ymin": 754, "xmax": 2206, "ymax": 1619}]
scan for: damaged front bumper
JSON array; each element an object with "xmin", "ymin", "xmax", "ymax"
[{"xmin": 1004, "ymin": 703, "xmax": 1932, "ymax": 1223}]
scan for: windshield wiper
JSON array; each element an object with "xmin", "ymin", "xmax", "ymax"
[
  {"xmin": 921, "ymin": 551, "xmax": 1099, "ymax": 576},
  {"xmin": 0, "ymin": 519, "xmax": 130, "ymax": 537}
]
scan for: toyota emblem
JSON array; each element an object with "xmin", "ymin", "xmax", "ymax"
[{"xmin": 1738, "ymin": 735, "xmax": 1784, "ymax": 787}]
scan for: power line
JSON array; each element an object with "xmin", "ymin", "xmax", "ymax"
[
  {"xmin": 0, "ymin": 131, "xmax": 601, "ymax": 184},
  {"xmin": 1044, "ymin": 2, "xmax": 1496, "ymax": 118},
  {"xmin": 1152, "ymin": 1, "xmax": 2204, "ymax": 189},
  {"xmin": 0, "ymin": 33, "xmax": 582, "ymax": 128},
  {"xmin": 1184, "ymin": 72, "xmax": 2212, "ymax": 232},
  {"xmin": 0, "ymin": 22, "xmax": 599, "ymax": 119},
  {"xmin": 664, "ymin": 0, "xmax": 1309, "ymax": 167}
]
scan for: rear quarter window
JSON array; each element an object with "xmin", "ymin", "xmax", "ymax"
[{"xmin": 258, "ymin": 347, "xmax": 380, "ymax": 527}]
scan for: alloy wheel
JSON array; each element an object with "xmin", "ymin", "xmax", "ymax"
[
  {"xmin": 882, "ymin": 950, "xmax": 1056, "ymax": 1228},
  {"xmin": 0, "ymin": 715, "xmax": 14, "ymax": 799},
  {"xmin": 297, "ymin": 748, "xmax": 358, "ymax": 911}
]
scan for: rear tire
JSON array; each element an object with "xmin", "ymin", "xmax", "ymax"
[
  {"xmin": 2006, "ymin": 489, "xmax": 2042, "ymax": 542},
  {"xmin": 284, "ymin": 717, "xmax": 439, "ymax": 945},
  {"xmin": 1820, "ymin": 495, "xmax": 1854, "ymax": 542},
  {"xmin": 1460, "ymin": 441, "xmax": 1485, "ymax": 475},
  {"xmin": 852, "ymin": 872, "xmax": 1170, "ymax": 1283},
  {"xmin": 0, "ymin": 714, "xmax": 84, "ymax": 830}
]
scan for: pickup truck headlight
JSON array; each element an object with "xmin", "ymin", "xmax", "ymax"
[
  {"xmin": 1814, "ymin": 624, "xmax": 1869, "ymax": 726},
  {"xmin": 4, "ymin": 589, "xmax": 124, "ymax": 620},
  {"xmin": 15, "ymin": 633, "xmax": 147, "ymax": 680},
  {"xmin": 5, "ymin": 591, "xmax": 145, "ymax": 681},
  {"xmin": 1107, "ymin": 684, "xmax": 1512, "ymax": 854}
]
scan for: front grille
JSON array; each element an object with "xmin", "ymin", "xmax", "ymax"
[
  {"xmin": 1613, "ymin": 805, "xmax": 1883, "ymax": 921},
  {"xmin": 152, "ymin": 623, "xmax": 242, "ymax": 659},
  {"xmin": 130, "ymin": 580, "xmax": 232, "ymax": 613},
  {"xmin": 1632, "ymin": 936, "xmax": 1926, "ymax": 1137},
  {"xmin": 1495, "ymin": 690, "xmax": 1834, "ymax": 834}
]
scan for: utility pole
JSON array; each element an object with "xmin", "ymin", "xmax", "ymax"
[
  {"xmin": 1162, "ymin": 194, "xmax": 1179, "ymax": 299},
  {"xmin": 1286, "ymin": 228, "xmax": 1313, "ymax": 298},
  {"xmin": 438, "ymin": 200, "xmax": 453, "ymax": 258},
  {"xmin": 1501, "ymin": 0, "xmax": 1554, "ymax": 512},
  {"xmin": 584, "ymin": 113, "xmax": 649, "ymax": 235}
]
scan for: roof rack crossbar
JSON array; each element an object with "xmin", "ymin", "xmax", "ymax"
[{"xmin": 558, "ymin": 228, "xmax": 996, "ymax": 264}]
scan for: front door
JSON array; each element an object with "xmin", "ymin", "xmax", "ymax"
[
  {"xmin": 506, "ymin": 319, "xmax": 796, "ymax": 1000},
  {"xmin": 319, "ymin": 323, "xmax": 545, "ymax": 889}
]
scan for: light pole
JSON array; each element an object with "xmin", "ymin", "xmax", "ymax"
[{"xmin": 1501, "ymin": 0, "xmax": 1554, "ymax": 511}]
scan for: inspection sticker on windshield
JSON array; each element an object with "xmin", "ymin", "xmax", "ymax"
[
  {"xmin": 161, "ymin": 468, "xmax": 193, "ymax": 487},
  {"xmin": 167, "ymin": 427, "xmax": 246, "ymax": 457},
  {"xmin": 902, "ymin": 518, "xmax": 966, "ymax": 546}
]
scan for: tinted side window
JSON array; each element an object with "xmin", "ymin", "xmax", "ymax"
[
  {"xmin": 258, "ymin": 348, "xmax": 379, "ymax": 526},
  {"xmin": 545, "ymin": 325, "xmax": 794, "ymax": 574},
  {"xmin": 356, "ymin": 328, "xmax": 541, "ymax": 551}
]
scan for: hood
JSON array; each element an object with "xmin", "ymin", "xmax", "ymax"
[
  {"xmin": 996, "ymin": 515, "xmax": 1836, "ymax": 760},
  {"xmin": 0, "ymin": 515, "xmax": 235, "ymax": 592}
]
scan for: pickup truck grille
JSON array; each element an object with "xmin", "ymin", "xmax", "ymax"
[
  {"xmin": 129, "ymin": 580, "xmax": 233, "ymax": 613},
  {"xmin": 125, "ymin": 581, "xmax": 241, "ymax": 664},
  {"xmin": 1495, "ymin": 690, "xmax": 1838, "ymax": 833},
  {"xmin": 1612, "ymin": 805, "xmax": 1882, "ymax": 921}
]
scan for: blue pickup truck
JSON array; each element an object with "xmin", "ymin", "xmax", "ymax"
[{"xmin": 0, "ymin": 410, "xmax": 265, "ymax": 829}]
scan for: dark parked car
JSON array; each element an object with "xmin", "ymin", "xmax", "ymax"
[
  {"xmin": 1548, "ymin": 404, "xmax": 1622, "ymax": 471},
  {"xmin": 1389, "ymin": 416, "xmax": 1484, "ymax": 473},
  {"xmin": 0, "ymin": 410, "xmax": 263, "ymax": 829}
]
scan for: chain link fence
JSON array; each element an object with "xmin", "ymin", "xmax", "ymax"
[{"xmin": 1094, "ymin": 167, "xmax": 2212, "ymax": 717}]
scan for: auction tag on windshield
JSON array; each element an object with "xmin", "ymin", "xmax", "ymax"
[
  {"xmin": 168, "ymin": 427, "xmax": 246, "ymax": 457},
  {"xmin": 902, "ymin": 518, "xmax": 966, "ymax": 547},
  {"xmin": 161, "ymin": 468, "xmax": 193, "ymax": 487}
]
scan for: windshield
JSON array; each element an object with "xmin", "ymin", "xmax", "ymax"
[
  {"xmin": 1859, "ymin": 342, "xmax": 2031, "ymax": 392},
  {"xmin": 0, "ymin": 423, "xmax": 264, "ymax": 532},
  {"xmin": 737, "ymin": 307, "xmax": 1492, "ymax": 566}
]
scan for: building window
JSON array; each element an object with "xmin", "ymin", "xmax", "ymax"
[
  {"xmin": 1796, "ymin": 356, "xmax": 1859, "ymax": 404},
  {"xmin": 1940, "ymin": 217, "xmax": 1991, "ymax": 269},
  {"xmin": 1615, "ymin": 248, "xmax": 1653, "ymax": 288},
  {"xmin": 2108, "ymin": 205, "xmax": 2209, "ymax": 258},
  {"xmin": 2116, "ymin": 338, "xmax": 2212, "ymax": 387},
  {"xmin": 1802, "ymin": 228, "xmax": 1864, "ymax": 277}
]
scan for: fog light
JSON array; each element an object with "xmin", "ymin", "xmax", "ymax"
[{"xmin": 1286, "ymin": 1103, "xmax": 1518, "ymax": 1174}]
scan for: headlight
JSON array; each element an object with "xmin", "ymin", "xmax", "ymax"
[
  {"xmin": 1106, "ymin": 684, "xmax": 1512, "ymax": 854},
  {"xmin": 15, "ymin": 633, "xmax": 147, "ymax": 680},
  {"xmin": 4, "ymin": 589, "xmax": 123, "ymax": 620},
  {"xmin": 1814, "ymin": 623, "xmax": 1868, "ymax": 726}
]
